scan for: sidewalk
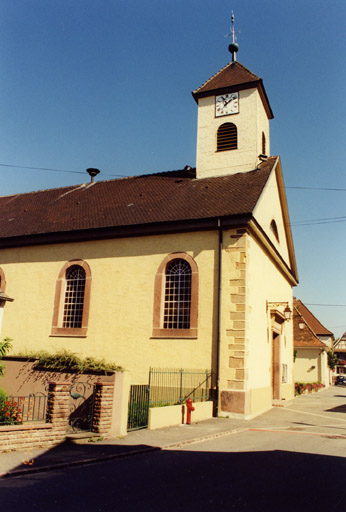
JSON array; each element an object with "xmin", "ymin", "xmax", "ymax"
[{"xmin": 0, "ymin": 416, "xmax": 249, "ymax": 478}]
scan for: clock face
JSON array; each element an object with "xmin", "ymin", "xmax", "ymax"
[{"xmin": 215, "ymin": 92, "xmax": 239, "ymax": 117}]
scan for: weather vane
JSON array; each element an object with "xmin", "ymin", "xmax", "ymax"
[{"xmin": 226, "ymin": 11, "xmax": 239, "ymax": 62}]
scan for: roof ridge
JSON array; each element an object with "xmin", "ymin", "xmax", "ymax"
[
  {"xmin": 0, "ymin": 168, "xmax": 197, "ymax": 199},
  {"xmin": 192, "ymin": 60, "xmax": 261, "ymax": 95}
]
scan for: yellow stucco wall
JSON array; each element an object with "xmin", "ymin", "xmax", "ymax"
[
  {"xmin": 217, "ymin": 172, "xmax": 295, "ymax": 417},
  {"xmin": 253, "ymin": 168, "xmax": 290, "ymax": 267},
  {"xmin": 0, "ymin": 231, "xmax": 219, "ymax": 384},
  {"xmin": 294, "ymin": 349, "xmax": 321, "ymax": 383},
  {"xmin": 196, "ymin": 88, "xmax": 270, "ymax": 178},
  {"xmin": 246, "ymin": 235, "xmax": 294, "ymax": 391}
]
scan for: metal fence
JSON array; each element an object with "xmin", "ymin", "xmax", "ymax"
[
  {"xmin": 0, "ymin": 393, "xmax": 47, "ymax": 426},
  {"xmin": 127, "ymin": 384, "xmax": 150, "ymax": 431},
  {"xmin": 149, "ymin": 368, "xmax": 213, "ymax": 407}
]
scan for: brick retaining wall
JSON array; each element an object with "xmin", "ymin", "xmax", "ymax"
[
  {"xmin": 92, "ymin": 382, "xmax": 114, "ymax": 434},
  {"xmin": 0, "ymin": 382, "xmax": 70, "ymax": 453}
]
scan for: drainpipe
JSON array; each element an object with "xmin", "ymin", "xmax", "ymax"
[{"xmin": 215, "ymin": 218, "xmax": 222, "ymax": 417}]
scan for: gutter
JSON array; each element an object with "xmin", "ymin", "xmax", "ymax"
[{"xmin": 215, "ymin": 218, "xmax": 222, "ymax": 417}]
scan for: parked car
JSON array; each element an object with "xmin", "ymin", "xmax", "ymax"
[{"xmin": 335, "ymin": 375, "xmax": 346, "ymax": 386}]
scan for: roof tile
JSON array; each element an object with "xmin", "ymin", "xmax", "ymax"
[{"xmin": 0, "ymin": 158, "xmax": 276, "ymax": 241}]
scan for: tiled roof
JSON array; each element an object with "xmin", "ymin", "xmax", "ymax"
[
  {"xmin": 0, "ymin": 158, "xmax": 276, "ymax": 243},
  {"xmin": 334, "ymin": 332, "xmax": 346, "ymax": 351},
  {"xmin": 293, "ymin": 299, "xmax": 329, "ymax": 348},
  {"xmin": 193, "ymin": 61, "xmax": 260, "ymax": 96},
  {"xmin": 192, "ymin": 61, "xmax": 274, "ymax": 119},
  {"xmin": 294, "ymin": 311, "xmax": 325, "ymax": 348},
  {"xmin": 294, "ymin": 299, "xmax": 333, "ymax": 337}
]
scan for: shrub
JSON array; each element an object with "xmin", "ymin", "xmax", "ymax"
[
  {"xmin": 0, "ymin": 337, "xmax": 13, "ymax": 377},
  {"xmin": 295, "ymin": 382, "xmax": 325, "ymax": 395},
  {"xmin": 12, "ymin": 349, "xmax": 123, "ymax": 375},
  {"xmin": 0, "ymin": 386, "xmax": 7, "ymax": 402}
]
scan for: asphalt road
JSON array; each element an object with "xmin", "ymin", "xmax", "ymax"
[
  {"xmin": 1, "ymin": 428, "xmax": 346, "ymax": 511},
  {"xmin": 1, "ymin": 387, "xmax": 346, "ymax": 512}
]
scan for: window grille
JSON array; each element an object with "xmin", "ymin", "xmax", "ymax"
[
  {"xmin": 63, "ymin": 265, "xmax": 86, "ymax": 328},
  {"xmin": 217, "ymin": 123, "xmax": 237, "ymax": 151},
  {"xmin": 163, "ymin": 259, "xmax": 192, "ymax": 329}
]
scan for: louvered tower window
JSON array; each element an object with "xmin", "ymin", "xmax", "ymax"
[
  {"xmin": 63, "ymin": 265, "xmax": 86, "ymax": 328},
  {"xmin": 217, "ymin": 122, "xmax": 237, "ymax": 151},
  {"xmin": 163, "ymin": 259, "xmax": 192, "ymax": 329},
  {"xmin": 262, "ymin": 132, "xmax": 266, "ymax": 155}
]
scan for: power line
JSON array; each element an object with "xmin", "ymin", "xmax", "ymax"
[
  {"xmin": 0, "ymin": 163, "xmax": 127, "ymax": 178},
  {"xmin": 286, "ymin": 186, "xmax": 346, "ymax": 192},
  {"xmin": 1, "ymin": 162, "xmax": 346, "ymax": 191},
  {"xmin": 291, "ymin": 216, "xmax": 346, "ymax": 227},
  {"xmin": 305, "ymin": 303, "xmax": 346, "ymax": 307}
]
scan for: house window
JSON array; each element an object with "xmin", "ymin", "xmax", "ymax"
[
  {"xmin": 163, "ymin": 259, "xmax": 191, "ymax": 329},
  {"xmin": 51, "ymin": 260, "xmax": 91, "ymax": 337},
  {"xmin": 63, "ymin": 265, "xmax": 86, "ymax": 328},
  {"xmin": 217, "ymin": 123, "xmax": 237, "ymax": 152},
  {"xmin": 153, "ymin": 253, "xmax": 198, "ymax": 338}
]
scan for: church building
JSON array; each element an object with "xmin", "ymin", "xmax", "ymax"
[{"xmin": 0, "ymin": 36, "xmax": 298, "ymax": 418}]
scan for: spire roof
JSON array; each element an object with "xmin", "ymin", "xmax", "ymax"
[{"xmin": 192, "ymin": 61, "xmax": 274, "ymax": 119}]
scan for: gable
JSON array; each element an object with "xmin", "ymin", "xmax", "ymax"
[{"xmin": 252, "ymin": 157, "xmax": 297, "ymax": 278}]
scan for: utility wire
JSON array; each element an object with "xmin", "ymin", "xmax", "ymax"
[
  {"xmin": 1, "ymin": 163, "xmax": 346, "ymax": 226},
  {"xmin": 0, "ymin": 163, "xmax": 127, "ymax": 178},
  {"xmin": 1, "ymin": 162, "xmax": 346, "ymax": 190},
  {"xmin": 305, "ymin": 303, "xmax": 346, "ymax": 307}
]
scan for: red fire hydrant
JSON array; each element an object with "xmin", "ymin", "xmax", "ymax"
[{"xmin": 186, "ymin": 398, "xmax": 195, "ymax": 425}]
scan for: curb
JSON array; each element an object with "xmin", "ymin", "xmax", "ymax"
[
  {"xmin": 0, "ymin": 446, "xmax": 161, "ymax": 480},
  {"xmin": 0, "ymin": 427, "xmax": 246, "ymax": 480}
]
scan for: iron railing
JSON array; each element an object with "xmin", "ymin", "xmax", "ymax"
[
  {"xmin": 127, "ymin": 384, "xmax": 150, "ymax": 431},
  {"xmin": 0, "ymin": 393, "xmax": 47, "ymax": 426},
  {"xmin": 149, "ymin": 368, "xmax": 213, "ymax": 407}
]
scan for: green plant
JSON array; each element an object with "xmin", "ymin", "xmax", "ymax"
[
  {"xmin": 327, "ymin": 351, "xmax": 339, "ymax": 371},
  {"xmin": 13, "ymin": 349, "xmax": 123, "ymax": 375},
  {"xmin": 0, "ymin": 337, "xmax": 13, "ymax": 377},
  {"xmin": 293, "ymin": 349, "xmax": 297, "ymax": 362},
  {"xmin": 0, "ymin": 386, "xmax": 7, "ymax": 402}
]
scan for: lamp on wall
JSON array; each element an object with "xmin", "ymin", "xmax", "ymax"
[{"xmin": 266, "ymin": 301, "xmax": 292, "ymax": 321}]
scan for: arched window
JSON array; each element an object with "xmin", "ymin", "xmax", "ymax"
[
  {"xmin": 164, "ymin": 259, "xmax": 191, "ymax": 329},
  {"xmin": 153, "ymin": 253, "xmax": 198, "ymax": 338},
  {"xmin": 63, "ymin": 265, "xmax": 86, "ymax": 328},
  {"xmin": 217, "ymin": 123, "xmax": 237, "ymax": 152},
  {"xmin": 51, "ymin": 260, "xmax": 91, "ymax": 336}
]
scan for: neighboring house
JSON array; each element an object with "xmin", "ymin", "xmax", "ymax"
[
  {"xmin": 0, "ymin": 44, "xmax": 299, "ymax": 418},
  {"xmin": 293, "ymin": 299, "xmax": 333, "ymax": 386},
  {"xmin": 333, "ymin": 333, "xmax": 346, "ymax": 376}
]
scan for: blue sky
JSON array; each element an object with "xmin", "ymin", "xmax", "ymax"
[{"xmin": 1, "ymin": 0, "xmax": 345, "ymax": 336}]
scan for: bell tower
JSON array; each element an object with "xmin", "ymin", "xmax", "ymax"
[{"xmin": 192, "ymin": 14, "xmax": 274, "ymax": 179}]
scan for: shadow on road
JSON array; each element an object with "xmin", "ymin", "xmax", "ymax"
[{"xmin": 1, "ymin": 441, "xmax": 346, "ymax": 512}]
